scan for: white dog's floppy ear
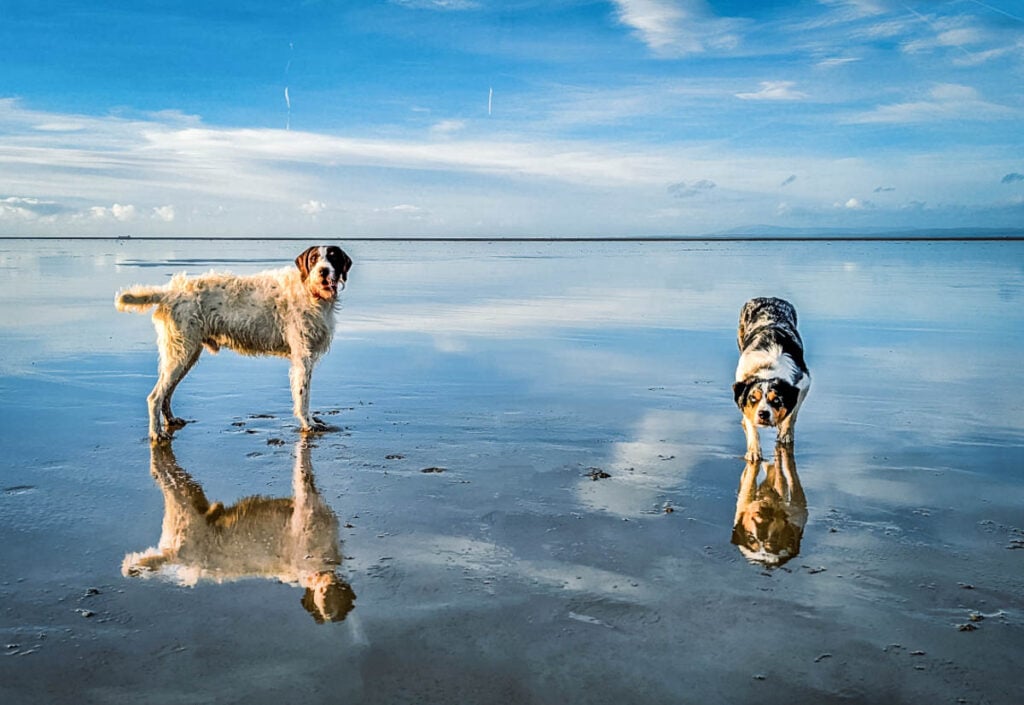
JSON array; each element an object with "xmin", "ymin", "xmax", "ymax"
[{"xmin": 295, "ymin": 246, "xmax": 319, "ymax": 281}]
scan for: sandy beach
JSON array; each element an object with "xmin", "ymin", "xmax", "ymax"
[{"xmin": 1, "ymin": 238, "xmax": 1022, "ymax": 704}]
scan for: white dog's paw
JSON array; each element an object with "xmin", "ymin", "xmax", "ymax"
[{"xmin": 301, "ymin": 418, "xmax": 330, "ymax": 434}]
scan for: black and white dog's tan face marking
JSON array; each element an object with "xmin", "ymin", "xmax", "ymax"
[
  {"xmin": 733, "ymin": 297, "xmax": 810, "ymax": 460},
  {"xmin": 295, "ymin": 245, "xmax": 352, "ymax": 302},
  {"xmin": 734, "ymin": 378, "xmax": 801, "ymax": 429}
]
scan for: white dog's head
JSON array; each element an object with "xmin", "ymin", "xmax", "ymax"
[{"xmin": 296, "ymin": 245, "xmax": 352, "ymax": 301}]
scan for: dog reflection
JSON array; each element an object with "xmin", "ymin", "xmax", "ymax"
[
  {"xmin": 123, "ymin": 440, "xmax": 355, "ymax": 623},
  {"xmin": 731, "ymin": 442, "xmax": 807, "ymax": 567}
]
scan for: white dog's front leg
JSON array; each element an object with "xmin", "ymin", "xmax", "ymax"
[{"xmin": 289, "ymin": 356, "xmax": 326, "ymax": 432}]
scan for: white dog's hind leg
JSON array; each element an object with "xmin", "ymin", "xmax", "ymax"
[
  {"xmin": 148, "ymin": 324, "xmax": 201, "ymax": 442},
  {"xmin": 161, "ymin": 347, "xmax": 201, "ymax": 428}
]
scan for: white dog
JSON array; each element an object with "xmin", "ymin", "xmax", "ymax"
[{"xmin": 116, "ymin": 245, "xmax": 352, "ymax": 441}]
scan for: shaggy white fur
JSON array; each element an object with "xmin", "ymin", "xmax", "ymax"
[{"xmin": 116, "ymin": 245, "xmax": 351, "ymax": 441}]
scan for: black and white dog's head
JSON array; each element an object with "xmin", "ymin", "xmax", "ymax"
[
  {"xmin": 295, "ymin": 245, "xmax": 353, "ymax": 301},
  {"xmin": 733, "ymin": 377, "xmax": 802, "ymax": 429},
  {"xmin": 733, "ymin": 297, "xmax": 810, "ymax": 430}
]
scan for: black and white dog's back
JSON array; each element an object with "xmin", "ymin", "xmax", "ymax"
[{"xmin": 733, "ymin": 297, "xmax": 810, "ymax": 460}]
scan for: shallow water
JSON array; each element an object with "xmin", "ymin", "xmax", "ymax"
[{"xmin": 1, "ymin": 238, "xmax": 1022, "ymax": 704}]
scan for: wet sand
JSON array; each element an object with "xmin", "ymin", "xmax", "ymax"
[{"xmin": 1, "ymin": 238, "xmax": 1022, "ymax": 704}]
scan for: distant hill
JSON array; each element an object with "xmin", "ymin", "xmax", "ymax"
[{"xmin": 706, "ymin": 225, "xmax": 1024, "ymax": 240}]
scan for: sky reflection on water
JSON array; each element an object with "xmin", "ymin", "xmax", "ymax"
[{"xmin": 1, "ymin": 238, "xmax": 1022, "ymax": 704}]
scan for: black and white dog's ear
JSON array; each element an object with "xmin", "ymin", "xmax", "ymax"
[
  {"xmin": 295, "ymin": 246, "xmax": 319, "ymax": 281},
  {"xmin": 732, "ymin": 381, "xmax": 749, "ymax": 407},
  {"xmin": 328, "ymin": 246, "xmax": 352, "ymax": 280},
  {"xmin": 775, "ymin": 380, "xmax": 801, "ymax": 411}
]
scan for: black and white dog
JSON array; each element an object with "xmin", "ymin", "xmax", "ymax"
[{"xmin": 732, "ymin": 297, "xmax": 810, "ymax": 461}]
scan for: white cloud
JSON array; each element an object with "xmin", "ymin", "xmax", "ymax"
[
  {"xmin": 300, "ymin": 200, "xmax": 326, "ymax": 215},
  {"xmin": 838, "ymin": 197, "xmax": 873, "ymax": 210},
  {"xmin": 152, "ymin": 205, "xmax": 175, "ymax": 222},
  {"xmin": 87, "ymin": 203, "xmax": 136, "ymax": 221},
  {"xmin": 430, "ymin": 119, "xmax": 466, "ymax": 136},
  {"xmin": 612, "ymin": 0, "xmax": 741, "ymax": 57},
  {"xmin": 112, "ymin": 203, "xmax": 136, "ymax": 221},
  {"xmin": 735, "ymin": 81, "xmax": 807, "ymax": 101}
]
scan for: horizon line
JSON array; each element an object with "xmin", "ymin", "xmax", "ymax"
[{"xmin": 2, "ymin": 234, "xmax": 1023, "ymax": 243}]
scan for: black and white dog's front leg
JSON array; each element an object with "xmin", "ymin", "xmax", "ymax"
[
  {"xmin": 742, "ymin": 416, "xmax": 762, "ymax": 462},
  {"xmin": 289, "ymin": 354, "xmax": 327, "ymax": 433}
]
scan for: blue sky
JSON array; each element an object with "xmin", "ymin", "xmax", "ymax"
[{"xmin": 1, "ymin": 0, "xmax": 1022, "ymax": 237}]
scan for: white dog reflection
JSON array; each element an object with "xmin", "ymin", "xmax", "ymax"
[
  {"xmin": 123, "ymin": 440, "xmax": 354, "ymax": 623},
  {"xmin": 731, "ymin": 442, "xmax": 807, "ymax": 567}
]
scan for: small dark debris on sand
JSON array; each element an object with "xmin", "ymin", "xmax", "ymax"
[
  {"xmin": 421, "ymin": 467, "xmax": 446, "ymax": 474},
  {"xmin": 813, "ymin": 653, "xmax": 832, "ymax": 663},
  {"xmin": 231, "ymin": 421, "xmax": 246, "ymax": 427},
  {"xmin": 386, "ymin": 454, "xmax": 405, "ymax": 460},
  {"xmin": 266, "ymin": 438, "xmax": 286, "ymax": 446},
  {"xmin": 586, "ymin": 468, "xmax": 611, "ymax": 481},
  {"xmin": 957, "ymin": 623, "xmax": 979, "ymax": 632},
  {"xmin": 249, "ymin": 414, "xmax": 276, "ymax": 419}
]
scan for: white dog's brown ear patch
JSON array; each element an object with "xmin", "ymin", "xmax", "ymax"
[{"xmin": 295, "ymin": 246, "xmax": 320, "ymax": 282}]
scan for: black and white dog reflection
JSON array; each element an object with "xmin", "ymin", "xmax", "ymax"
[
  {"xmin": 733, "ymin": 297, "xmax": 810, "ymax": 461},
  {"xmin": 732, "ymin": 443, "xmax": 807, "ymax": 567},
  {"xmin": 122, "ymin": 440, "xmax": 355, "ymax": 624}
]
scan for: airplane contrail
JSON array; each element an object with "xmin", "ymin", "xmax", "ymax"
[{"xmin": 488, "ymin": 86, "xmax": 493, "ymax": 116}]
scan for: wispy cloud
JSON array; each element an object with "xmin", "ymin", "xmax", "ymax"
[
  {"xmin": 0, "ymin": 196, "xmax": 68, "ymax": 220},
  {"xmin": 390, "ymin": 0, "xmax": 479, "ymax": 10},
  {"xmin": 667, "ymin": 179, "xmax": 716, "ymax": 198},
  {"xmin": 1001, "ymin": 173, "xmax": 1024, "ymax": 184},
  {"xmin": 846, "ymin": 83, "xmax": 1015, "ymax": 124},
  {"xmin": 2, "ymin": 98, "xmax": 1022, "ymax": 237},
  {"xmin": 430, "ymin": 119, "xmax": 466, "ymax": 136},
  {"xmin": 611, "ymin": 0, "xmax": 742, "ymax": 57},
  {"xmin": 735, "ymin": 81, "xmax": 807, "ymax": 101}
]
